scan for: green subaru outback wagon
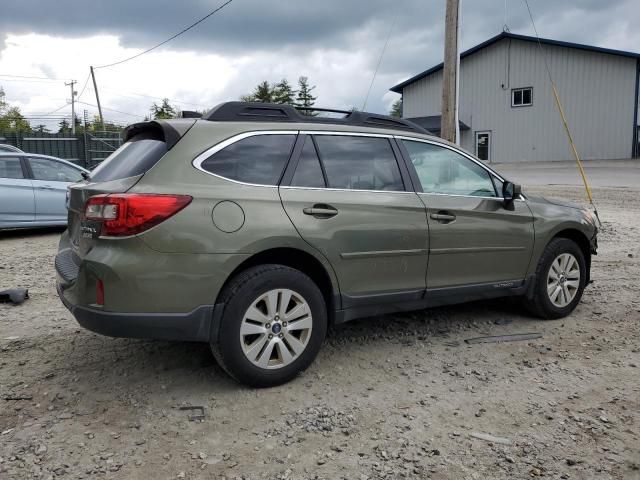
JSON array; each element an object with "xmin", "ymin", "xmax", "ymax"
[{"xmin": 56, "ymin": 102, "xmax": 598, "ymax": 387}]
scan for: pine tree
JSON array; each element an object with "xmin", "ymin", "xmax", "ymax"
[
  {"xmin": 295, "ymin": 76, "xmax": 317, "ymax": 115},
  {"xmin": 390, "ymin": 98, "xmax": 403, "ymax": 118},
  {"xmin": 58, "ymin": 119, "xmax": 71, "ymax": 134},
  {"xmin": 150, "ymin": 98, "xmax": 177, "ymax": 119},
  {"xmin": 272, "ymin": 79, "xmax": 296, "ymax": 105}
]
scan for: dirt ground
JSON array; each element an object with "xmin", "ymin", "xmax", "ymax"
[{"xmin": 1, "ymin": 184, "xmax": 638, "ymax": 480}]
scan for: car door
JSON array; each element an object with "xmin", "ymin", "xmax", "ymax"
[
  {"xmin": 398, "ymin": 138, "xmax": 534, "ymax": 290},
  {"xmin": 0, "ymin": 156, "xmax": 35, "ymax": 226},
  {"xmin": 280, "ymin": 133, "xmax": 429, "ymax": 309},
  {"xmin": 27, "ymin": 157, "xmax": 84, "ymax": 222}
]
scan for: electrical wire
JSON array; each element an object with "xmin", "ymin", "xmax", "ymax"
[
  {"xmin": 362, "ymin": 10, "xmax": 399, "ymax": 111},
  {"xmin": 76, "ymin": 72, "xmax": 92, "ymax": 100},
  {"xmin": 0, "ymin": 74, "xmax": 69, "ymax": 82},
  {"xmin": 98, "ymin": 87, "xmax": 208, "ymax": 109},
  {"xmin": 77, "ymin": 100, "xmax": 145, "ymax": 118},
  {"xmin": 522, "ymin": 0, "xmax": 601, "ymax": 225},
  {"xmin": 42, "ymin": 103, "xmax": 70, "ymax": 115},
  {"xmin": 93, "ymin": 0, "xmax": 234, "ymax": 70}
]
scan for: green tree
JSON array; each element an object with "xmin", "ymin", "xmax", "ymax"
[
  {"xmin": 0, "ymin": 87, "xmax": 7, "ymax": 116},
  {"xmin": 150, "ymin": 98, "xmax": 177, "ymax": 119},
  {"xmin": 390, "ymin": 98, "xmax": 403, "ymax": 118},
  {"xmin": 58, "ymin": 118, "xmax": 71, "ymax": 134},
  {"xmin": 33, "ymin": 124, "xmax": 50, "ymax": 134},
  {"xmin": 0, "ymin": 106, "xmax": 31, "ymax": 132},
  {"xmin": 241, "ymin": 81, "xmax": 274, "ymax": 103},
  {"xmin": 0, "ymin": 87, "xmax": 31, "ymax": 132},
  {"xmin": 272, "ymin": 79, "xmax": 296, "ymax": 104},
  {"xmin": 295, "ymin": 76, "xmax": 317, "ymax": 115}
]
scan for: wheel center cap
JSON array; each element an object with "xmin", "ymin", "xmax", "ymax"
[{"xmin": 271, "ymin": 323, "xmax": 282, "ymax": 334}]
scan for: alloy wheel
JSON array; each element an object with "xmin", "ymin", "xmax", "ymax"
[
  {"xmin": 240, "ymin": 289, "xmax": 313, "ymax": 369},
  {"xmin": 546, "ymin": 253, "xmax": 581, "ymax": 308}
]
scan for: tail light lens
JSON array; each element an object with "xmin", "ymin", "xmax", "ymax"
[{"xmin": 84, "ymin": 194, "xmax": 192, "ymax": 236}]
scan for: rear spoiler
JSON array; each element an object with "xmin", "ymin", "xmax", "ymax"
[{"xmin": 122, "ymin": 119, "xmax": 197, "ymax": 150}]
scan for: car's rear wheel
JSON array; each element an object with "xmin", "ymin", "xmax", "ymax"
[
  {"xmin": 523, "ymin": 238, "xmax": 587, "ymax": 319},
  {"xmin": 211, "ymin": 265, "xmax": 327, "ymax": 387}
]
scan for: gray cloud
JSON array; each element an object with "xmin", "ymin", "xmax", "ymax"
[{"xmin": 1, "ymin": 0, "xmax": 638, "ymax": 116}]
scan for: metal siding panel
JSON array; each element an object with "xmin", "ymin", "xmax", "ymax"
[{"xmin": 402, "ymin": 38, "xmax": 637, "ymax": 162}]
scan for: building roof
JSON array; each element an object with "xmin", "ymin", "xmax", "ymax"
[
  {"xmin": 390, "ymin": 31, "xmax": 640, "ymax": 93},
  {"xmin": 405, "ymin": 115, "xmax": 469, "ymax": 135}
]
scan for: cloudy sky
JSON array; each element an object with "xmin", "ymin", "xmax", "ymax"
[{"xmin": 1, "ymin": 0, "xmax": 638, "ymax": 127}]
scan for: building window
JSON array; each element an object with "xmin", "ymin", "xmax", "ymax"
[{"xmin": 512, "ymin": 87, "xmax": 533, "ymax": 107}]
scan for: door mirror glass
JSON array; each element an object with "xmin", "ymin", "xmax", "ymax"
[{"xmin": 502, "ymin": 181, "xmax": 522, "ymax": 202}]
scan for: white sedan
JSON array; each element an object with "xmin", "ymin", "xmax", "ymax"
[{"xmin": 0, "ymin": 153, "xmax": 89, "ymax": 229}]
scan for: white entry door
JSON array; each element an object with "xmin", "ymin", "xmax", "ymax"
[{"xmin": 475, "ymin": 131, "xmax": 491, "ymax": 162}]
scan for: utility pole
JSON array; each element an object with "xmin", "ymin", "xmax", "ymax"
[
  {"xmin": 89, "ymin": 66, "xmax": 104, "ymax": 129},
  {"xmin": 64, "ymin": 80, "xmax": 77, "ymax": 134},
  {"xmin": 441, "ymin": 0, "xmax": 460, "ymax": 144}
]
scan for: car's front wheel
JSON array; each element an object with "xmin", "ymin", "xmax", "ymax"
[
  {"xmin": 523, "ymin": 238, "xmax": 587, "ymax": 319},
  {"xmin": 211, "ymin": 265, "xmax": 327, "ymax": 387}
]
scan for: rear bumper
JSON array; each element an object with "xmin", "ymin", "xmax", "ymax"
[{"xmin": 58, "ymin": 282, "xmax": 219, "ymax": 342}]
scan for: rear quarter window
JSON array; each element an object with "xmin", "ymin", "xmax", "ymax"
[
  {"xmin": 89, "ymin": 131, "xmax": 167, "ymax": 182},
  {"xmin": 198, "ymin": 134, "xmax": 296, "ymax": 185}
]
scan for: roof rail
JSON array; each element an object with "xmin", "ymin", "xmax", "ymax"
[{"xmin": 201, "ymin": 101, "xmax": 430, "ymax": 134}]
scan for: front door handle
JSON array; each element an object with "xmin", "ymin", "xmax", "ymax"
[
  {"xmin": 303, "ymin": 204, "xmax": 338, "ymax": 218},
  {"xmin": 40, "ymin": 185, "xmax": 55, "ymax": 190},
  {"xmin": 430, "ymin": 212, "xmax": 456, "ymax": 223}
]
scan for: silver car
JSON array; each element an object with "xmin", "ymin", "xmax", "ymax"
[
  {"xmin": 0, "ymin": 153, "xmax": 89, "ymax": 229},
  {"xmin": 0, "ymin": 144, "xmax": 24, "ymax": 153}
]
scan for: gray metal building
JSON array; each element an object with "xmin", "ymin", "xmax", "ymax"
[{"xmin": 391, "ymin": 32, "xmax": 640, "ymax": 163}]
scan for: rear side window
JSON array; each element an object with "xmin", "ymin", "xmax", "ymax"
[
  {"xmin": 291, "ymin": 137, "xmax": 326, "ymax": 188},
  {"xmin": 29, "ymin": 158, "xmax": 83, "ymax": 182},
  {"xmin": 0, "ymin": 157, "xmax": 24, "ymax": 179},
  {"xmin": 200, "ymin": 134, "xmax": 296, "ymax": 185},
  {"xmin": 90, "ymin": 132, "xmax": 167, "ymax": 182},
  {"xmin": 313, "ymin": 135, "xmax": 404, "ymax": 191}
]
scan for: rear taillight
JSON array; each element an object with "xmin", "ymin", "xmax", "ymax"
[{"xmin": 84, "ymin": 194, "xmax": 192, "ymax": 236}]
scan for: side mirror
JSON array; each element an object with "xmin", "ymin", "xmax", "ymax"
[{"xmin": 502, "ymin": 181, "xmax": 522, "ymax": 205}]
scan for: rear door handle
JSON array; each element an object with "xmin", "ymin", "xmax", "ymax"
[
  {"xmin": 430, "ymin": 212, "xmax": 456, "ymax": 222},
  {"xmin": 303, "ymin": 204, "xmax": 338, "ymax": 218},
  {"xmin": 40, "ymin": 185, "xmax": 55, "ymax": 190}
]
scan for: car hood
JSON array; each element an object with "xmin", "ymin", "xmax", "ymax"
[{"xmin": 525, "ymin": 195, "xmax": 584, "ymax": 211}]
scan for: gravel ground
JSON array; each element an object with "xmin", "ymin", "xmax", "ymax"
[{"xmin": 0, "ymin": 185, "xmax": 639, "ymax": 480}]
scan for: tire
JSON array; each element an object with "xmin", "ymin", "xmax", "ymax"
[
  {"xmin": 523, "ymin": 238, "xmax": 587, "ymax": 319},
  {"xmin": 211, "ymin": 264, "xmax": 327, "ymax": 387}
]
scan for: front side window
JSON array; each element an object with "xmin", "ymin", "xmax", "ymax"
[
  {"xmin": 200, "ymin": 134, "xmax": 296, "ymax": 185},
  {"xmin": 0, "ymin": 157, "xmax": 24, "ymax": 179},
  {"xmin": 512, "ymin": 87, "xmax": 533, "ymax": 107},
  {"xmin": 402, "ymin": 140, "xmax": 497, "ymax": 197},
  {"xmin": 29, "ymin": 158, "xmax": 83, "ymax": 182},
  {"xmin": 313, "ymin": 135, "xmax": 404, "ymax": 191}
]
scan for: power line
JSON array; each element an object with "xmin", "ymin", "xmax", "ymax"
[
  {"xmin": 76, "ymin": 100, "xmax": 145, "ymax": 118},
  {"xmin": 76, "ymin": 72, "xmax": 92, "ymax": 101},
  {"xmin": 362, "ymin": 10, "xmax": 399, "ymax": 111},
  {"xmin": 0, "ymin": 74, "xmax": 69, "ymax": 82},
  {"xmin": 42, "ymin": 103, "xmax": 70, "ymax": 116},
  {"xmin": 98, "ymin": 87, "xmax": 208, "ymax": 108},
  {"xmin": 94, "ymin": 0, "xmax": 234, "ymax": 70}
]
